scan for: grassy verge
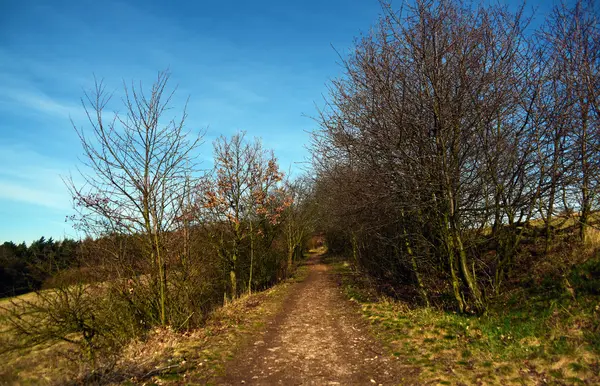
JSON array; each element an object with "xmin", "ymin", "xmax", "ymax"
[
  {"xmin": 329, "ymin": 256, "xmax": 600, "ymax": 386},
  {"xmin": 0, "ymin": 263, "xmax": 310, "ymax": 385}
]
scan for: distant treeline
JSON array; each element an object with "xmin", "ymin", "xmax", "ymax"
[{"xmin": 0, "ymin": 237, "xmax": 80, "ymax": 297}]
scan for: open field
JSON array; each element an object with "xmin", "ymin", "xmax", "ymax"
[{"xmin": 0, "ymin": 265, "xmax": 309, "ymax": 385}]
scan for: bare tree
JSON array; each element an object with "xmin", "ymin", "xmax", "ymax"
[
  {"xmin": 66, "ymin": 70, "xmax": 202, "ymax": 325},
  {"xmin": 541, "ymin": 0, "xmax": 600, "ymax": 243},
  {"xmin": 312, "ymin": 0, "xmax": 537, "ymax": 313}
]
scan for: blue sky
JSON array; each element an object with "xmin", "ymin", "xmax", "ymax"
[{"xmin": 0, "ymin": 0, "xmax": 554, "ymax": 244}]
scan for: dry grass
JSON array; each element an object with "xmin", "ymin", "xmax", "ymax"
[
  {"xmin": 361, "ymin": 302, "xmax": 599, "ymax": 385},
  {"xmin": 584, "ymin": 227, "xmax": 600, "ymax": 250},
  {"xmin": 332, "ymin": 259, "xmax": 600, "ymax": 386},
  {"xmin": 0, "ymin": 265, "xmax": 307, "ymax": 385}
]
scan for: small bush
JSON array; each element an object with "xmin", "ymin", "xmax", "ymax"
[
  {"xmin": 1, "ymin": 283, "xmax": 137, "ymax": 373},
  {"xmin": 570, "ymin": 258, "xmax": 600, "ymax": 296}
]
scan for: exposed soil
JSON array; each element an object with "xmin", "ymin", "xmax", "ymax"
[{"xmin": 218, "ymin": 254, "xmax": 417, "ymax": 385}]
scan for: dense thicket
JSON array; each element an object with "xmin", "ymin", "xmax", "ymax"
[{"xmin": 312, "ymin": 0, "xmax": 600, "ymax": 313}]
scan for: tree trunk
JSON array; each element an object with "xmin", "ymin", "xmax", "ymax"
[
  {"xmin": 454, "ymin": 229, "xmax": 485, "ymax": 314},
  {"xmin": 248, "ymin": 221, "xmax": 254, "ymax": 295}
]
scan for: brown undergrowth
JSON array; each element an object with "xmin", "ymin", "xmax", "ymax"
[{"xmin": 0, "ymin": 265, "xmax": 309, "ymax": 385}]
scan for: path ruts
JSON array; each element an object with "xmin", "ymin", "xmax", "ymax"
[{"xmin": 218, "ymin": 254, "xmax": 414, "ymax": 385}]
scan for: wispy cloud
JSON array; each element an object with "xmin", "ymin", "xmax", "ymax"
[
  {"xmin": 0, "ymin": 146, "xmax": 72, "ymax": 210},
  {"xmin": 0, "ymin": 181, "xmax": 68, "ymax": 210},
  {"xmin": 0, "ymin": 86, "xmax": 84, "ymax": 121}
]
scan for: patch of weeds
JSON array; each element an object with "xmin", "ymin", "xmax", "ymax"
[
  {"xmin": 157, "ymin": 372, "xmax": 183, "ymax": 381},
  {"xmin": 584, "ymin": 329, "xmax": 600, "ymax": 354},
  {"xmin": 345, "ymin": 285, "xmax": 370, "ymax": 303},
  {"xmin": 550, "ymin": 336, "xmax": 574, "ymax": 355},
  {"xmin": 292, "ymin": 265, "xmax": 310, "ymax": 283},
  {"xmin": 496, "ymin": 364, "xmax": 513, "ymax": 375},
  {"xmin": 569, "ymin": 258, "xmax": 600, "ymax": 296},
  {"xmin": 565, "ymin": 376, "xmax": 585, "ymax": 384},
  {"xmin": 461, "ymin": 349, "xmax": 472, "ymax": 358},
  {"xmin": 474, "ymin": 311, "xmax": 550, "ymax": 359},
  {"xmin": 569, "ymin": 361, "xmax": 587, "ymax": 373},
  {"xmin": 549, "ymin": 369, "xmax": 564, "ymax": 379}
]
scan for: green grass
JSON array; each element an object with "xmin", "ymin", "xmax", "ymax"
[{"xmin": 330, "ymin": 256, "xmax": 600, "ymax": 385}]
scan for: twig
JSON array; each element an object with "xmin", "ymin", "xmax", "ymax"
[
  {"xmin": 368, "ymin": 346, "xmax": 382, "ymax": 356},
  {"xmin": 177, "ymin": 312, "xmax": 195, "ymax": 331},
  {"xmin": 143, "ymin": 364, "xmax": 180, "ymax": 379}
]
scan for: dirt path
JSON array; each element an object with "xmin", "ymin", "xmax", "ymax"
[{"xmin": 219, "ymin": 254, "xmax": 413, "ymax": 385}]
